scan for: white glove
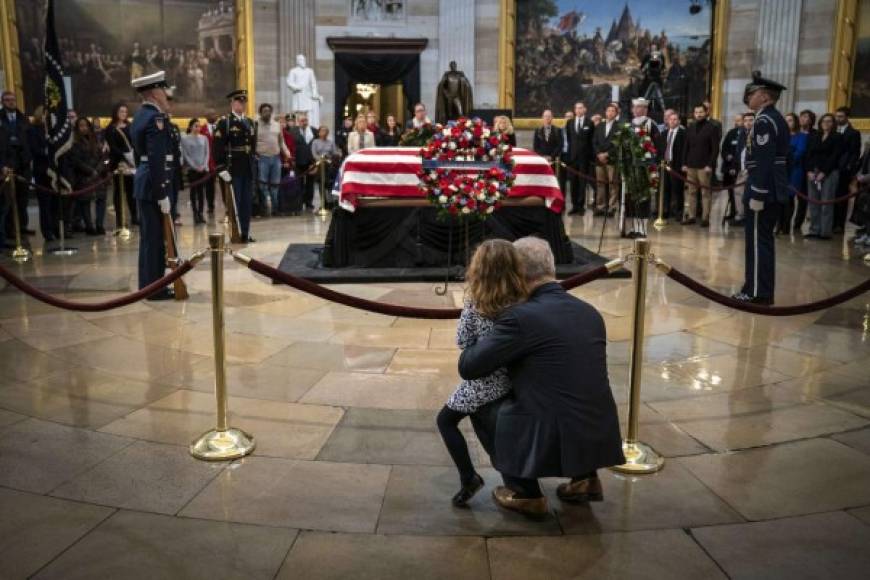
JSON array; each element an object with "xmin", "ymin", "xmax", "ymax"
[
  {"xmin": 158, "ymin": 197, "xmax": 171, "ymax": 214},
  {"xmin": 218, "ymin": 170, "xmax": 232, "ymax": 183},
  {"xmin": 749, "ymin": 199, "xmax": 764, "ymax": 212}
]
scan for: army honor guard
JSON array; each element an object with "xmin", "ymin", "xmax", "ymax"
[
  {"xmin": 733, "ymin": 71, "xmax": 790, "ymax": 305},
  {"xmin": 130, "ymin": 71, "xmax": 175, "ymax": 301},
  {"xmin": 214, "ymin": 89, "xmax": 256, "ymax": 243}
]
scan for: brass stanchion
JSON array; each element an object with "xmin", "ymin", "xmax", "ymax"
[
  {"xmin": 316, "ymin": 157, "xmax": 330, "ymax": 218},
  {"xmin": 611, "ymin": 238, "xmax": 664, "ymax": 474},
  {"xmin": 48, "ymin": 191, "xmax": 78, "ymax": 256},
  {"xmin": 114, "ymin": 170, "xmax": 132, "ymax": 241},
  {"xmin": 190, "ymin": 232, "xmax": 256, "ymax": 461},
  {"xmin": 653, "ymin": 160, "xmax": 667, "ymax": 231},
  {"xmin": 7, "ymin": 174, "xmax": 31, "ymax": 263}
]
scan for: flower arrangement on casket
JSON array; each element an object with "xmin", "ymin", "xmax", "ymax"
[
  {"xmin": 416, "ymin": 117, "xmax": 515, "ymax": 221},
  {"xmin": 611, "ymin": 121, "xmax": 659, "ymax": 205},
  {"xmin": 399, "ymin": 122, "xmax": 436, "ymax": 147}
]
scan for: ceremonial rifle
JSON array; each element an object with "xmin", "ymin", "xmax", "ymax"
[{"xmin": 162, "ymin": 213, "xmax": 189, "ymax": 300}]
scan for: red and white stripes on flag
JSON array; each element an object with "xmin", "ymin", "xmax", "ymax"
[{"xmin": 337, "ymin": 147, "xmax": 564, "ymax": 213}]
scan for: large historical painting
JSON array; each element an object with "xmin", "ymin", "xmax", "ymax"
[
  {"xmin": 851, "ymin": 0, "xmax": 870, "ymax": 118},
  {"xmin": 514, "ymin": 0, "xmax": 714, "ymax": 118},
  {"xmin": 15, "ymin": 0, "xmax": 236, "ymax": 117}
]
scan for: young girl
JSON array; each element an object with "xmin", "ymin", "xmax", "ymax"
[{"xmin": 436, "ymin": 239, "xmax": 529, "ymax": 507}]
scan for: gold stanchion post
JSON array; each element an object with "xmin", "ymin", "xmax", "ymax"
[
  {"xmin": 190, "ymin": 232, "xmax": 256, "ymax": 461},
  {"xmin": 115, "ymin": 170, "xmax": 132, "ymax": 241},
  {"xmin": 316, "ymin": 157, "xmax": 330, "ymax": 218},
  {"xmin": 612, "ymin": 238, "xmax": 664, "ymax": 474},
  {"xmin": 653, "ymin": 160, "xmax": 667, "ymax": 231},
  {"xmin": 7, "ymin": 173, "xmax": 31, "ymax": 263}
]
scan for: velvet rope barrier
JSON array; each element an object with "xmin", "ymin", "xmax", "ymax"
[
  {"xmin": 18, "ymin": 174, "xmax": 115, "ymax": 198},
  {"xmin": 0, "ymin": 251, "xmax": 205, "ymax": 312},
  {"xmin": 657, "ymin": 261, "xmax": 870, "ymax": 316},
  {"xmin": 232, "ymin": 252, "xmax": 624, "ymax": 319},
  {"xmin": 790, "ymin": 185, "xmax": 861, "ymax": 205},
  {"xmin": 662, "ymin": 166, "xmax": 747, "ymax": 192}
]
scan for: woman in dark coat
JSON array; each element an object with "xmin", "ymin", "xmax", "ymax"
[
  {"xmin": 104, "ymin": 102, "xmax": 138, "ymax": 226},
  {"xmin": 27, "ymin": 106, "xmax": 56, "ymax": 241},
  {"xmin": 804, "ymin": 113, "xmax": 842, "ymax": 239},
  {"xmin": 378, "ymin": 114, "xmax": 402, "ymax": 147},
  {"xmin": 68, "ymin": 117, "xmax": 109, "ymax": 235}
]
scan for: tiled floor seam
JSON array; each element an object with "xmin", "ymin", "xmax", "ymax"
[
  {"xmin": 373, "ymin": 464, "xmax": 394, "ymax": 535},
  {"xmin": 24, "ymin": 506, "xmax": 119, "ymax": 580},
  {"xmin": 270, "ymin": 527, "xmax": 302, "ymax": 580},
  {"xmin": 43, "ymin": 436, "xmax": 139, "ymax": 497},
  {"xmin": 684, "ymin": 527, "xmax": 734, "ymax": 579}
]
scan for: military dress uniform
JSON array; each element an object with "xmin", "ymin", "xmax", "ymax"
[
  {"xmin": 214, "ymin": 90, "xmax": 256, "ymax": 242},
  {"xmin": 738, "ymin": 72, "xmax": 790, "ymax": 305},
  {"xmin": 168, "ymin": 119, "xmax": 183, "ymax": 220},
  {"xmin": 130, "ymin": 72, "xmax": 174, "ymax": 299}
]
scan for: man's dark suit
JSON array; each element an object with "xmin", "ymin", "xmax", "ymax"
[
  {"xmin": 292, "ymin": 125, "xmax": 317, "ymax": 209},
  {"xmin": 661, "ymin": 124, "xmax": 686, "ymax": 218},
  {"xmin": 532, "ymin": 125, "xmax": 562, "ymax": 160},
  {"xmin": 565, "ymin": 116, "xmax": 594, "ymax": 212},
  {"xmin": 0, "ymin": 108, "xmax": 32, "ymax": 235},
  {"xmin": 835, "ymin": 124, "xmax": 862, "ymax": 230},
  {"xmin": 459, "ymin": 282, "xmax": 624, "ymax": 491}
]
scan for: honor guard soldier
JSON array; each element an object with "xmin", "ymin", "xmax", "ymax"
[
  {"xmin": 130, "ymin": 71, "xmax": 175, "ymax": 300},
  {"xmin": 214, "ymin": 89, "xmax": 256, "ymax": 242},
  {"xmin": 733, "ymin": 71, "xmax": 789, "ymax": 305}
]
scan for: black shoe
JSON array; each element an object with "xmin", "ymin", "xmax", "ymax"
[
  {"xmin": 804, "ymin": 233, "xmax": 819, "ymax": 239},
  {"xmin": 23, "ymin": 228, "xmax": 36, "ymax": 236},
  {"xmin": 43, "ymin": 233, "xmax": 56, "ymax": 243},
  {"xmin": 732, "ymin": 292, "xmax": 774, "ymax": 305},
  {"xmin": 147, "ymin": 289, "xmax": 175, "ymax": 302},
  {"xmin": 85, "ymin": 227, "xmax": 99, "ymax": 236},
  {"xmin": 681, "ymin": 218, "xmax": 696, "ymax": 225},
  {"xmin": 245, "ymin": 236, "xmax": 256, "ymax": 243},
  {"xmin": 700, "ymin": 219, "xmax": 710, "ymax": 228},
  {"xmin": 452, "ymin": 474, "xmax": 484, "ymax": 508},
  {"xmin": 593, "ymin": 209, "xmax": 605, "ymax": 217},
  {"xmin": 95, "ymin": 227, "xmax": 106, "ymax": 235}
]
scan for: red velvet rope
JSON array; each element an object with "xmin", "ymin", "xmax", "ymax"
[
  {"xmin": 665, "ymin": 266, "xmax": 870, "ymax": 316},
  {"xmin": 19, "ymin": 174, "xmax": 115, "ymax": 198},
  {"xmin": 243, "ymin": 257, "xmax": 613, "ymax": 319},
  {"xmin": 0, "ymin": 260, "xmax": 196, "ymax": 312},
  {"xmin": 662, "ymin": 166, "xmax": 746, "ymax": 191},
  {"xmin": 791, "ymin": 185, "xmax": 860, "ymax": 205}
]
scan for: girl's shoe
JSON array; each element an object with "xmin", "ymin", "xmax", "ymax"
[{"xmin": 452, "ymin": 473, "xmax": 484, "ymax": 508}]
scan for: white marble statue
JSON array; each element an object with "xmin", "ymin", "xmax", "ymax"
[{"xmin": 286, "ymin": 54, "xmax": 322, "ymax": 127}]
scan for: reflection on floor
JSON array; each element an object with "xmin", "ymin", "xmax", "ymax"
[{"xmin": 1, "ymin": 199, "xmax": 869, "ymax": 579}]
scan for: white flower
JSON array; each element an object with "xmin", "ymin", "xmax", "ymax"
[
  {"xmin": 429, "ymin": 172, "xmax": 437, "ymax": 179},
  {"xmin": 489, "ymin": 148, "xmax": 497, "ymax": 157},
  {"xmin": 644, "ymin": 152, "xmax": 652, "ymax": 159},
  {"xmin": 477, "ymin": 193, "xmax": 485, "ymax": 201},
  {"xmin": 438, "ymin": 195, "xmax": 448, "ymax": 203},
  {"xmin": 449, "ymin": 185, "xmax": 458, "ymax": 192},
  {"xmin": 465, "ymin": 120, "xmax": 472, "ymax": 128},
  {"xmin": 461, "ymin": 207, "xmax": 471, "ymax": 214},
  {"xmin": 486, "ymin": 206, "xmax": 495, "ymax": 214},
  {"xmin": 482, "ymin": 129, "xmax": 490, "ymax": 138},
  {"xmin": 442, "ymin": 128, "xmax": 451, "ymax": 136},
  {"xmin": 448, "ymin": 142, "xmax": 457, "ymax": 150}
]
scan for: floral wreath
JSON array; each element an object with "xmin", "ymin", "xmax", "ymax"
[
  {"xmin": 612, "ymin": 121, "xmax": 659, "ymax": 205},
  {"xmin": 416, "ymin": 117, "xmax": 515, "ymax": 220}
]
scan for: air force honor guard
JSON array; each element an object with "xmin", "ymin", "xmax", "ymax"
[
  {"xmin": 214, "ymin": 89, "xmax": 256, "ymax": 242},
  {"xmin": 734, "ymin": 71, "xmax": 789, "ymax": 305},
  {"xmin": 131, "ymin": 71, "xmax": 174, "ymax": 300}
]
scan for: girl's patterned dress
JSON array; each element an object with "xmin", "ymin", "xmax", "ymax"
[{"xmin": 446, "ymin": 302, "xmax": 512, "ymax": 413}]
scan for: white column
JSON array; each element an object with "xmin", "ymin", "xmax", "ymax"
[
  {"xmin": 438, "ymin": 0, "xmax": 476, "ymax": 91},
  {"xmin": 279, "ymin": 0, "xmax": 316, "ymax": 113},
  {"xmin": 755, "ymin": 0, "xmax": 803, "ymax": 112}
]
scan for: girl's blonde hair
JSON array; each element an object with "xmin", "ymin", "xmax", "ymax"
[
  {"xmin": 493, "ymin": 115, "xmax": 514, "ymax": 135},
  {"xmin": 466, "ymin": 239, "xmax": 529, "ymax": 319}
]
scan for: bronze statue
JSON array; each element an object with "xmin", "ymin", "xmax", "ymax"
[{"xmin": 435, "ymin": 61, "xmax": 473, "ymax": 123}]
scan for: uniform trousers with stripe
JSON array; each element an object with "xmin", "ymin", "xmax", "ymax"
[{"xmin": 742, "ymin": 201, "xmax": 779, "ymax": 301}]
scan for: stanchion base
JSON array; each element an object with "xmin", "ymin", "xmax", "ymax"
[
  {"xmin": 611, "ymin": 441, "xmax": 664, "ymax": 474},
  {"xmin": 190, "ymin": 427, "xmax": 256, "ymax": 461},
  {"xmin": 11, "ymin": 247, "xmax": 31, "ymax": 262},
  {"xmin": 115, "ymin": 228, "xmax": 132, "ymax": 241},
  {"xmin": 316, "ymin": 208, "xmax": 331, "ymax": 218},
  {"xmin": 653, "ymin": 218, "xmax": 667, "ymax": 231},
  {"xmin": 47, "ymin": 246, "xmax": 79, "ymax": 256}
]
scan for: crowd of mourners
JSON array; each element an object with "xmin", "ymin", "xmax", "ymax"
[{"xmin": 532, "ymin": 99, "xmax": 870, "ymax": 245}]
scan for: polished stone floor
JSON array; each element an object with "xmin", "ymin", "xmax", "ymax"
[{"xmin": 1, "ymin": 194, "xmax": 869, "ymax": 579}]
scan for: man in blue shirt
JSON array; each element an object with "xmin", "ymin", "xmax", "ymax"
[
  {"xmin": 130, "ymin": 71, "xmax": 174, "ymax": 300},
  {"xmin": 733, "ymin": 71, "xmax": 789, "ymax": 305}
]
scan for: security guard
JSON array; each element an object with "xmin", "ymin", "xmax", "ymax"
[
  {"xmin": 214, "ymin": 89, "xmax": 256, "ymax": 243},
  {"xmin": 130, "ymin": 71, "xmax": 174, "ymax": 300},
  {"xmin": 733, "ymin": 71, "xmax": 789, "ymax": 305}
]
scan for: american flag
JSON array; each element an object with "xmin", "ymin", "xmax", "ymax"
[{"xmin": 336, "ymin": 147, "xmax": 564, "ymax": 213}]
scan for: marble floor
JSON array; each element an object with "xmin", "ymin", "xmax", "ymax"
[{"xmin": 1, "ymin": 195, "xmax": 869, "ymax": 580}]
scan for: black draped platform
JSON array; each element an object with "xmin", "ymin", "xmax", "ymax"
[
  {"xmin": 274, "ymin": 206, "xmax": 628, "ymax": 283},
  {"xmin": 322, "ymin": 206, "xmax": 573, "ymax": 268}
]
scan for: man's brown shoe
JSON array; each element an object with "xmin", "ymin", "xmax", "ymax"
[
  {"xmin": 556, "ymin": 477, "xmax": 604, "ymax": 503},
  {"xmin": 492, "ymin": 486, "xmax": 549, "ymax": 518}
]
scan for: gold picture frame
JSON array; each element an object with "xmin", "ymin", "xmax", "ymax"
[
  {"xmin": 830, "ymin": 0, "xmax": 869, "ymax": 131},
  {"xmin": 499, "ymin": 0, "xmax": 730, "ymax": 129},
  {"xmin": 0, "ymin": 0, "xmax": 255, "ymax": 123}
]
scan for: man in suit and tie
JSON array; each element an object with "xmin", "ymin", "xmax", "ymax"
[
  {"xmin": 0, "ymin": 91, "xmax": 33, "ymax": 243},
  {"xmin": 565, "ymin": 101, "xmax": 594, "ymax": 215},
  {"xmin": 292, "ymin": 113, "xmax": 318, "ymax": 211},
  {"xmin": 592, "ymin": 102, "xmax": 621, "ymax": 216},
  {"xmin": 460, "ymin": 237, "xmax": 625, "ymax": 517},
  {"xmin": 533, "ymin": 110, "xmax": 563, "ymax": 188},
  {"xmin": 559, "ymin": 111, "xmax": 573, "ymax": 196},
  {"xmin": 661, "ymin": 111, "xmax": 686, "ymax": 219}
]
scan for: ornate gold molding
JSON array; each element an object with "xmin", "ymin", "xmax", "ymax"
[
  {"xmin": 236, "ymin": 0, "xmax": 256, "ymax": 116},
  {"xmin": 499, "ymin": 0, "xmax": 728, "ymax": 129},
  {"xmin": 830, "ymin": 0, "xmax": 869, "ymax": 131},
  {"xmin": 0, "ymin": 0, "xmax": 24, "ymax": 106}
]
